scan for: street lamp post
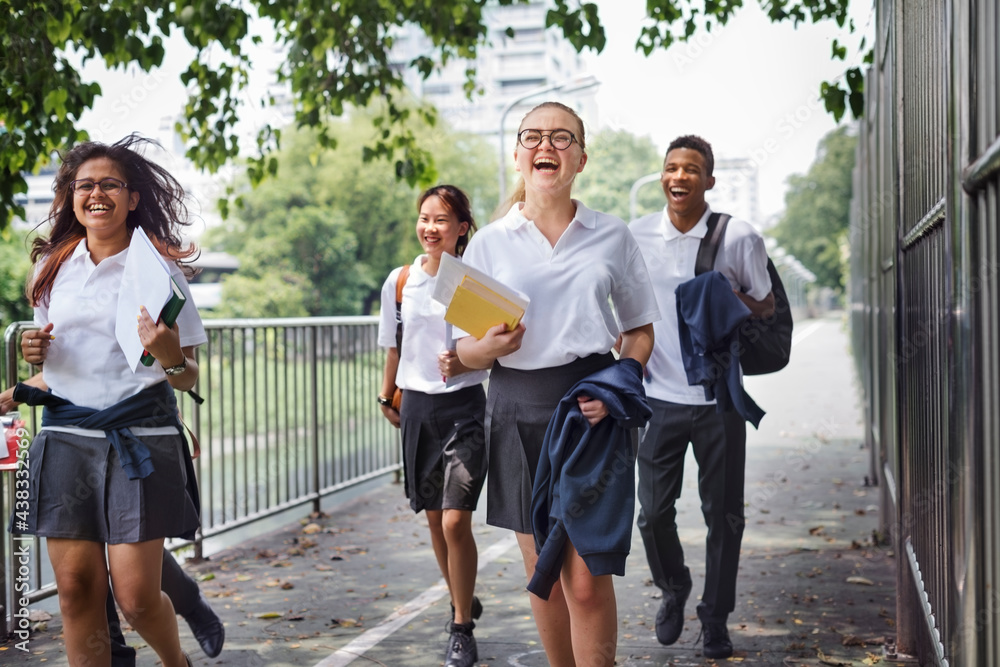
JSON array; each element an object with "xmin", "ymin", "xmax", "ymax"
[
  {"xmin": 497, "ymin": 75, "xmax": 599, "ymax": 205},
  {"xmin": 629, "ymin": 172, "xmax": 661, "ymax": 222}
]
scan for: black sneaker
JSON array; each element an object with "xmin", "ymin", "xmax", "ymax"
[
  {"xmin": 654, "ymin": 577, "xmax": 692, "ymax": 645},
  {"xmin": 450, "ymin": 595, "xmax": 483, "ymax": 621},
  {"xmin": 445, "ymin": 621, "xmax": 478, "ymax": 667},
  {"xmin": 700, "ymin": 621, "xmax": 734, "ymax": 659}
]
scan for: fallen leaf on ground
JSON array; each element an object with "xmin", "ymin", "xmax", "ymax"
[
  {"xmin": 817, "ymin": 649, "xmax": 850, "ymax": 666},
  {"xmin": 257, "ymin": 611, "xmax": 284, "ymax": 619},
  {"xmin": 302, "ymin": 523, "xmax": 322, "ymax": 534},
  {"xmin": 846, "ymin": 576, "xmax": 874, "ymax": 586}
]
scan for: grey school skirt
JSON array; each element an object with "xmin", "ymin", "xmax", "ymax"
[
  {"xmin": 10, "ymin": 429, "xmax": 201, "ymax": 544},
  {"xmin": 399, "ymin": 385, "xmax": 487, "ymax": 513},
  {"xmin": 485, "ymin": 353, "xmax": 614, "ymax": 533}
]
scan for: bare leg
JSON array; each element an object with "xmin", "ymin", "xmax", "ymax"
[
  {"xmin": 426, "ymin": 509, "xmax": 452, "ymax": 590},
  {"xmin": 108, "ymin": 539, "xmax": 187, "ymax": 667},
  {"xmin": 47, "ymin": 538, "xmax": 113, "ymax": 666},
  {"xmin": 561, "ymin": 541, "xmax": 618, "ymax": 667},
  {"xmin": 516, "ymin": 531, "xmax": 576, "ymax": 667},
  {"xmin": 442, "ymin": 509, "xmax": 477, "ymax": 624}
]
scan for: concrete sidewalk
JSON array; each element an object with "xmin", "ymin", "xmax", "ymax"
[{"xmin": 1, "ymin": 313, "xmax": 897, "ymax": 666}]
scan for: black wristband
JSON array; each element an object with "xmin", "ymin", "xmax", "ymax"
[{"xmin": 376, "ymin": 395, "xmax": 392, "ymax": 407}]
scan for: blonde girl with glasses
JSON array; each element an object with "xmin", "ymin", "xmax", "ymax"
[{"xmin": 456, "ymin": 102, "xmax": 660, "ymax": 667}]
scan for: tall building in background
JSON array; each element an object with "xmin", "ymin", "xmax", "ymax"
[
  {"xmin": 710, "ymin": 158, "xmax": 761, "ymax": 227},
  {"xmin": 390, "ymin": 0, "xmax": 598, "ymax": 139}
]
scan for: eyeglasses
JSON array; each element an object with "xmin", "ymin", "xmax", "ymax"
[
  {"xmin": 517, "ymin": 129, "xmax": 577, "ymax": 150},
  {"xmin": 70, "ymin": 178, "xmax": 128, "ymax": 196}
]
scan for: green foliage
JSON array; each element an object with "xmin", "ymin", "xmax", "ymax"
[
  {"xmin": 0, "ymin": 228, "xmax": 34, "ymax": 329},
  {"xmin": 574, "ymin": 129, "xmax": 664, "ymax": 221},
  {"xmin": 770, "ymin": 125, "xmax": 857, "ymax": 292},
  {"xmin": 2, "ymin": 0, "xmax": 868, "ymax": 232},
  {"xmin": 203, "ymin": 107, "xmax": 498, "ymax": 317},
  {"xmin": 212, "ymin": 271, "xmax": 310, "ymax": 319}
]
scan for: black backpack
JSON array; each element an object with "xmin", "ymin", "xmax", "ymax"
[{"xmin": 694, "ymin": 213, "xmax": 793, "ymax": 375}]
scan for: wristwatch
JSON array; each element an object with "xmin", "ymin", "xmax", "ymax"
[
  {"xmin": 163, "ymin": 358, "xmax": 187, "ymax": 376},
  {"xmin": 376, "ymin": 394, "xmax": 393, "ymax": 407}
]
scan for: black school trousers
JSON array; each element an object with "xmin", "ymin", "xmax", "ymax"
[{"xmin": 636, "ymin": 398, "xmax": 746, "ymax": 624}]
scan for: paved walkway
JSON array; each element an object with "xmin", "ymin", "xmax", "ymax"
[{"xmin": 1, "ymin": 313, "xmax": 897, "ymax": 666}]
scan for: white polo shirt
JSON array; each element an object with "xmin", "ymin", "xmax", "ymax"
[
  {"xmin": 628, "ymin": 205, "xmax": 771, "ymax": 405},
  {"xmin": 377, "ymin": 255, "xmax": 488, "ymax": 393},
  {"xmin": 36, "ymin": 239, "xmax": 208, "ymax": 411},
  {"xmin": 461, "ymin": 200, "xmax": 660, "ymax": 371}
]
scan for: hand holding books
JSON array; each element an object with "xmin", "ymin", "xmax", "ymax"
[{"xmin": 432, "ymin": 253, "xmax": 530, "ymax": 339}]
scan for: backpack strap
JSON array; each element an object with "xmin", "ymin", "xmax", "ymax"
[
  {"xmin": 394, "ymin": 264, "xmax": 410, "ymax": 352},
  {"xmin": 695, "ymin": 213, "xmax": 731, "ymax": 275}
]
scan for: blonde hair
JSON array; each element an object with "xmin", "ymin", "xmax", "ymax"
[{"xmin": 492, "ymin": 101, "xmax": 587, "ymax": 221}]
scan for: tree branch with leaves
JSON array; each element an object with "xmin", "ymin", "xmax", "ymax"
[{"xmin": 1, "ymin": 0, "xmax": 867, "ymax": 231}]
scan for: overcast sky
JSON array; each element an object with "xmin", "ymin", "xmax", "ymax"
[
  {"xmin": 74, "ymin": 0, "xmax": 873, "ymax": 222},
  {"xmin": 582, "ymin": 0, "xmax": 872, "ymax": 220}
]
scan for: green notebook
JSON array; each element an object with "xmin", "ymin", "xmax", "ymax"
[{"xmin": 140, "ymin": 277, "xmax": 186, "ymax": 367}]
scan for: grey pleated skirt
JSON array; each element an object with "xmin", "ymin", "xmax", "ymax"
[
  {"xmin": 485, "ymin": 353, "xmax": 614, "ymax": 533},
  {"xmin": 398, "ymin": 385, "xmax": 488, "ymax": 513},
  {"xmin": 9, "ymin": 429, "xmax": 201, "ymax": 544}
]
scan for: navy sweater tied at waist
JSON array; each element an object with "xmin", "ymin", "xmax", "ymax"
[{"xmin": 12, "ymin": 381, "xmax": 181, "ymax": 480}]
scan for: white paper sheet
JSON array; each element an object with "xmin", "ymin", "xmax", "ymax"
[{"xmin": 115, "ymin": 227, "xmax": 174, "ymax": 371}]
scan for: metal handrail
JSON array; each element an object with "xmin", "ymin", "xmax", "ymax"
[{"xmin": 1, "ymin": 316, "xmax": 401, "ymax": 638}]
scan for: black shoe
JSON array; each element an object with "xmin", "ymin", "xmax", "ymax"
[
  {"xmin": 183, "ymin": 593, "xmax": 225, "ymax": 658},
  {"xmin": 654, "ymin": 577, "xmax": 692, "ymax": 645},
  {"xmin": 450, "ymin": 595, "xmax": 483, "ymax": 621},
  {"xmin": 445, "ymin": 621, "xmax": 478, "ymax": 667},
  {"xmin": 699, "ymin": 621, "xmax": 734, "ymax": 659}
]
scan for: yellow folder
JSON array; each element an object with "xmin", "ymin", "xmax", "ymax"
[{"xmin": 445, "ymin": 275, "xmax": 525, "ymax": 339}]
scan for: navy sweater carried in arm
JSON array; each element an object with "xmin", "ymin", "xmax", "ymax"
[
  {"xmin": 675, "ymin": 270, "xmax": 765, "ymax": 427},
  {"xmin": 527, "ymin": 357, "xmax": 652, "ymax": 600}
]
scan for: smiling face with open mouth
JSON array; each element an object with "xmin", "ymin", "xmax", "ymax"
[
  {"xmin": 71, "ymin": 157, "xmax": 140, "ymax": 247},
  {"xmin": 661, "ymin": 147, "xmax": 715, "ymax": 232},
  {"xmin": 416, "ymin": 194, "xmax": 469, "ymax": 262},
  {"xmin": 513, "ymin": 106, "xmax": 587, "ymax": 199}
]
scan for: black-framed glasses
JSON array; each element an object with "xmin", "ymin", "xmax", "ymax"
[
  {"xmin": 517, "ymin": 129, "xmax": 577, "ymax": 150},
  {"xmin": 70, "ymin": 178, "xmax": 128, "ymax": 196}
]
